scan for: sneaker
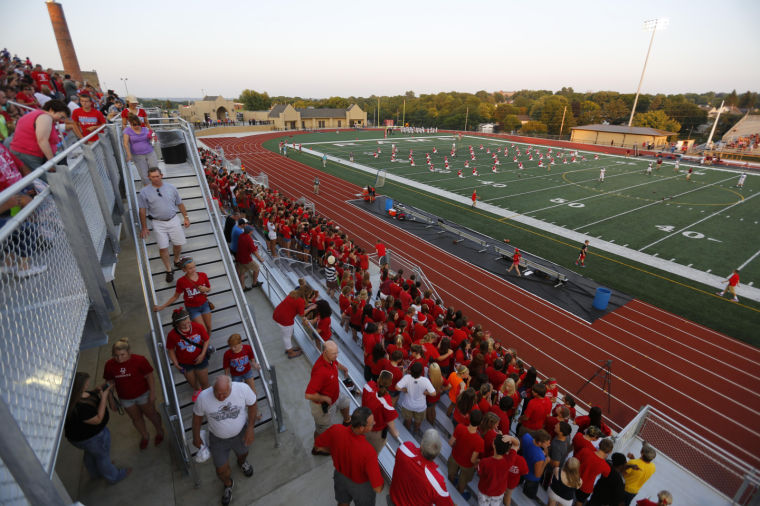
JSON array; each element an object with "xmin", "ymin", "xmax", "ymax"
[
  {"xmin": 732, "ymin": 298, "xmax": 739, "ymax": 303},
  {"xmin": 165, "ymin": 271, "xmax": 174, "ymax": 283},
  {"xmin": 716, "ymin": 292, "xmax": 723, "ymax": 296},
  {"xmin": 252, "ymin": 281, "xmax": 263, "ymax": 287},
  {"xmin": 240, "ymin": 461, "xmax": 253, "ymax": 477},
  {"xmin": 192, "ymin": 389, "xmax": 202, "ymax": 402},
  {"xmin": 15, "ymin": 264, "xmax": 47, "ymax": 278},
  {"xmin": 0, "ymin": 264, "xmax": 17, "ymax": 276},
  {"xmin": 221, "ymin": 479, "xmax": 234, "ymax": 506}
]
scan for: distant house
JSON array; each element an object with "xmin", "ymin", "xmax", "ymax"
[
  {"xmin": 249, "ymin": 103, "xmax": 367, "ymax": 130},
  {"xmin": 479, "ymin": 123, "xmax": 495, "ymax": 133},
  {"xmin": 570, "ymin": 124, "xmax": 677, "ymax": 148},
  {"xmin": 179, "ymin": 95, "xmax": 238, "ymax": 122}
]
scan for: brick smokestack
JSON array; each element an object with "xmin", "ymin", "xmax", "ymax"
[{"xmin": 46, "ymin": 1, "xmax": 82, "ymax": 82}]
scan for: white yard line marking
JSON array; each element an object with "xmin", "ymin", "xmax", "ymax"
[
  {"xmin": 738, "ymin": 249, "xmax": 760, "ymax": 270},
  {"xmin": 639, "ymin": 191, "xmax": 760, "ymax": 252},
  {"xmin": 575, "ymin": 175, "xmax": 737, "ymax": 229}
]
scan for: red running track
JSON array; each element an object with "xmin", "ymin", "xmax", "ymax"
[{"xmin": 203, "ymin": 133, "xmax": 760, "ymax": 469}]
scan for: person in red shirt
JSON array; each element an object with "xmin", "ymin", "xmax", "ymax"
[
  {"xmin": 572, "ymin": 425, "xmax": 603, "ymax": 455},
  {"xmin": 103, "ymin": 338, "xmax": 164, "ymax": 449},
  {"xmin": 165, "ymin": 308, "xmax": 210, "ymax": 401},
  {"xmin": 390, "ymin": 431, "xmax": 455, "ymax": 506},
  {"xmin": 121, "ymin": 95, "xmax": 148, "ymax": 128},
  {"xmin": 717, "ymin": 269, "xmax": 740, "ymax": 302},
  {"xmin": 71, "ymin": 93, "xmax": 106, "ymax": 142},
  {"xmin": 308, "ymin": 299, "xmax": 333, "ymax": 342},
  {"xmin": 154, "ymin": 257, "xmax": 212, "ymax": 333},
  {"xmin": 575, "ymin": 439, "xmax": 613, "ymax": 505},
  {"xmin": 477, "ymin": 434, "xmax": 521, "ymax": 505},
  {"xmin": 447, "ymin": 409, "xmax": 485, "ymax": 494},
  {"xmin": 272, "ymin": 281, "xmax": 315, "ymax": 358},
  {"xmin": 375, "ymin": 239, "xmax": 387, "ymax": 266},
  {"xmin": 30, "ymin": 65, "xmax": 51, "ymax": 91},
  {"xmin": 305, "ymin": 341, "xmax": 351, "ymax": 454},
  {"xmin": 519, "ymin": 382, "xmax": 552, "ymax": 436},
  {"xmin": 361, "ymin": 371, "xmax": 400, "ymax": 453},
  {"xmin": 314, "ymin": 407, "xmax": 384, "ymax": 504},
  {"xmin": 471, "ymin": 189, "xmax": 477, "ymax": 207},
  {"xmin": 223, "ymin": 333, "xmax": 260, "ymax": 395},
  {"xmin": 507, "ymin": 247, "xmax": 522, "ymax": 276},
  {"xmin": 575, "ymin": 405, "xmax": 612, "ymax": 437},
  {"xmin": 478, "ymin": 411, "xmax": 500, "ymax": 459},
  {"xmin": 490, "ymin": 396, "xmax": 515, "ymax": 435}
]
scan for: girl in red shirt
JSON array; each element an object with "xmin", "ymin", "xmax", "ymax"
[
  {"xmin": 103, "ymin": 338, "xmax": 164, "ymax": 449},
  {"xmin": 154, "ymin": 257, "xmax": 212, "ymax": 333},
  {"xmin": 272, "ymin": 280, "xmax": 315, "ymax": 358},
  {"xmin": 308, "ymin": 300, "xmax": 333, "ymax": 342},
  {"xmin": 166, "ymin": 308, "xmax": 210, "ymax": 401}
]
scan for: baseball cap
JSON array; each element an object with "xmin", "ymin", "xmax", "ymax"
[{"xmin": 327, "ymin": 255, "xmax": 336, "ymax": 265}]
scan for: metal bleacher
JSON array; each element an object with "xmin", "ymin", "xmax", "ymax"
[{"xmin": 113, "ymin": 117, "xmax": 283, "ymax": 485}]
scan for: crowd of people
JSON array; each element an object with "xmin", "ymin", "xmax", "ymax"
[
  {"xmin": 196, "ymin": 143, "xmax": 673, "ymax": 505},
  {"xmin": 725, "ymin": 133, "xmax": 759, "ymax": 151}
]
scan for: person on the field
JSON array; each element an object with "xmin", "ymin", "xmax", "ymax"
[
  {"xmin": 507, "ymin": 248, "xmax": 521, "ymax": 276},
  {"xmin": 717, "ymin": 269, "xmax": 740, "ymax": 302},
  {"xmin": 575, "ymin": 240, "xmax": 589, "ymax": 268}
]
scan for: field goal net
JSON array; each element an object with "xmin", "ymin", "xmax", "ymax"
[{"xmin": 375, "ymin": 169, "xmax": 387, "ymax": 187}]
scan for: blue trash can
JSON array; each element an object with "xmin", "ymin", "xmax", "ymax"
[
  {"xmin": 593, "ymin": 287, "xmax": 611, "ymax": 310},
  {"xmin": 384, "ymin": 197, "xmax": 394, "ymax": 212}
]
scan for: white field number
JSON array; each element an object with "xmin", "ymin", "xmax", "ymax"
[
  {"xmin": 480, "ymin": 180, "xmax": 507, "ymax": 188},
  {"xmin": 550, "ymin": 198, "xmax": 585, "ymax": 208},
  {"xmin": 655, "ymin": 225, "xmax": 709, "ymax": 240}
]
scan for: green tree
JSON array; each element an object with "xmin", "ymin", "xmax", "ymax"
[
  {"xmin": 632, "ymin": 110, "xmax": 681, "ymax": 133},
  {"xmin": 478, "ymin": 102, "xmax": 495, "ymax": 122},
  {"xmin": 739, "ymin": 91, "xmax": 757, "ymax": 110},
  {"xmin": 725, "ymin": 89, "xmax": 739, "ymax": 107},
  {"xmin": 521, "ymin": 120, "xmax": 548, "ymax": 134},
  {"xmin": 602, "ymin": 98, "xmax": 629, "ymax": 123},
  {"xmin": 664, "ymin": 96, "xmax": 707, "ymax": 133},
  {"xmin": 493, "ymin": 92, "xmax": 505, "ymax": 103},
  {"xmin": 577, "ymin": 100, "xmax": 602, "ymax": 125},
  {"xmin": 530, "ymin": 95, "xmax": 575, "ymax": 135},
  {"xmin": 500, "ymin": 114, "xmax": 522, "ymax": 132},
  {"xmin": 239, "ymin": 89, "xmax": 271, "ymax": 111}
]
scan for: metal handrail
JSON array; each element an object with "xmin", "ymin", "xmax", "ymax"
[{"xmin": 181, "ymin": 118, "xmax": 283, "ymax": 438}]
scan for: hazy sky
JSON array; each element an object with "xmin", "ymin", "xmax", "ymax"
[{"xmin": 4, "ymin": 0, "xmax": 759, "ymax": 99}]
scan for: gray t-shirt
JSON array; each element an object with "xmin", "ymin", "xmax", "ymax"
[
  {"xmin": 549, "ymin": 437, "xmax": 571, "ymax": 467},
  {"xmin": 137, "ymin": 182, "xmax": 182, "ymax": 220}
]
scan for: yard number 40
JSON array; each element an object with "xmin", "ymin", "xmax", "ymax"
[{"xmin": 655, "ymin": 225, "xmax": 706, "ymax": 239}]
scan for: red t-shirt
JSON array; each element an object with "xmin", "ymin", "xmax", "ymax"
[
  {"xmin": 31, "ymin": 70, "xmax": 51, "ymax": 90},
  {"xmin": 103, "ymin": 354, "xmax": 153, "ymax": 400},
  {"xmin": 576, "ymin": 447, "xmax": 611, "ymax": 493},
  {"xmin": 223, "ymin": 345, "xmax": 254, "ymax": 377},
  {"xmin": 72, "ymin": 107, "xmax": 106, "ymax": 141},
  {"xmin": 236, "ymin": 233, "xmax": 259, "ymax": 264},
  {"xmin": 635, "ymin": 500, "xmax": 659, "ymax": 506},
  {"xmin": 450, "ymin": 328, "xmax": 467, "ymax": 349},
  {"xmin": 174, "ymin": 273, "xmax": 209, "ymax": 307},
  {"xmin": 166, "ymin": 322, "xmax": 209, "ymax": 365},
  {"xmin": 485, "ymin": 367, "xmax": 507, "ymax": 390},
  {"xmin": 505, "ymin": 449, "xmax": 529, "ymax": 489},
  {"xmin": 478, "ymin": 454, "xmax": 512, "ymax": 496},
  {"xmin": 451, "ymin": 424, "xmax": 484, "ymax": 467},
  {"xmin": 490, "ymin": 404, "xmax": 512, "ymax": 434},
  {"xmin": 361, "ymin": 381, "xmax": 398, "ymax": 432},
  {"xmin": 729, "ymin": 273, "xmax": 740, "ymax": 286},
  {"xmin": 314, "ymin": 424, "xmax": 383, "ymax": 487},
  {"xmin": 317, "ymin": 316, "xmax": 332, "ymax": 341},
  {"xmin": 390, "ymin": 442, "xmax": 454, "ymax": 506},
  {"xmin": 481, "ymin": 428, "xmax": 498, "ymax": 459},
  {"xmin": 362, "ymin": 332, "xmax": 382, "ymax": 366},
  {"xmin": 121, "ymin": 107, "xmax": 148, "ymax": 126},
  {"xmin": 572, "ymin": 431, "xmax": 596, "ymax": 455},
  {"xmin": 305, "ymin": 355, "xmax": 340, "ymax": 404},
  {"xmin": 375, "ymin": 243, "xmax": 386, "ymax": 257},
  {"xmin": 273, "ymin": 295, "xmax": 305, "ymax": 326},
  {"xmin": 522, "ymin": 396, "xmax": 552, "ymax": 430}
]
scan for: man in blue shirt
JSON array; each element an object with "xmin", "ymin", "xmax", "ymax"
[
  {"xmin": 229, "ymin": 218, "xmax": 247, "ymax": 256},
  {"xmin": 520, "ymin": 429, "xmax": 551, "ymax": 499}
]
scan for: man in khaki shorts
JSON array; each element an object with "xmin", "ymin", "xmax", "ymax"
[
  {"xmin": 304, "ymin": 341, "xmax": 351, "ymax": 455},
  {"xmin": 235, "ymin": 226, "xmax": 264, "ymax": 291},
  {"xmin": 138, "ymin": 167, "xmax": 189, "ymax": 282}
]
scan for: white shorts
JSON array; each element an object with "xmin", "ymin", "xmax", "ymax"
[
  {"xmin": 477, "ymin": 491, "xmax": 505, "ymax": 506},
  {"xmin": 152, "ymin": 215, "xmax": 186, "ymax": 249},
  {"xmin": 276, "ymin": 322, "xmax": 295, "ymax": 349}
]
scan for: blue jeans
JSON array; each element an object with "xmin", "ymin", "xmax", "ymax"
[{"xmin": 70, "ymin": 427, "xmax": 127, "ymax": 483}]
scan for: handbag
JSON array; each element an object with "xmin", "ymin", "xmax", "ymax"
[{"xmin": 179, "ymin": 333, "xmax": 215, "ymax": 360}]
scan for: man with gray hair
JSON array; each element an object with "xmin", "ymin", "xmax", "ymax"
[
  {"xmin": 389, "ymin": 429, "xmax": 454, "ymax": 505},
  {"xmin": 192, "ymin": 375, "xmax": 257, "ymax": 506},
  {"xmin": 305, "ymin": 340, "xmax": 351, "ymax": 455}
]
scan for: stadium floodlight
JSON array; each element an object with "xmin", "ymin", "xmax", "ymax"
[
  {"xmin": 120, "ymin": 77, "xmax": 129, "ymax": 96},
  {"xmin": 627, "ymin": 18, "xmax": 669, "ymax": 127}
]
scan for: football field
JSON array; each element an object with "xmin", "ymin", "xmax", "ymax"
[{"xmin": 291, "ymin": 132, "xmax": 759, "ymax": 287}]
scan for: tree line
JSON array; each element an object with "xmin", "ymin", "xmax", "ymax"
[{"xmin": 236, "ymin": 88, "xmax": 757, "ymax": 139}]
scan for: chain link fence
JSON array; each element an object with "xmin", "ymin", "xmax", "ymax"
[{"xmin": 0, "ymin": 189, "xmax": 90, "ymax": 504}]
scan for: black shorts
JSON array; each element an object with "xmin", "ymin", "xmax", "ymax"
[{"xmin": 574, "ymin": 489, "xmax": 590, "ymax": 503}]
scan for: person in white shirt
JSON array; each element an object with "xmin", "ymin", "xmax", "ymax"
[
  {"xmin": 396, "ymin": 361, "xmax": 435, "ymax": 437},
  {"xmin": 192, "ymin": 375, "xmax": 257, "ymax": 506}
]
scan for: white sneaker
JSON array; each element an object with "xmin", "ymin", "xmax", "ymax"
[
  {"xmin": 15, "ymin": 264, "xmax": 47, "ymax": 278},
  {"xmin": 0, "ymin": 264, "xmax": 17, "ymax": 276}
]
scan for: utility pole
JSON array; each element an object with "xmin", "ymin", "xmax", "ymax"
[
  {"xmin": 402, "ymin": 99, "xmax": 406, "ymax": 127},
  {"xmin": 464, "ymin": 106, "xmax": 469, "ymax": 132},
  {"xmin": 706, "ymin": 100, "xmax": 725, "ymax": 150},
  {"xmin": 558, "ymin": 106, "xmax": 567, "ymax": 137}
]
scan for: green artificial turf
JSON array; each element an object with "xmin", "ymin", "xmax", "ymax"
[{"xmin": 263, "ymin": 133, "xmax": 760, "ymax": 346}]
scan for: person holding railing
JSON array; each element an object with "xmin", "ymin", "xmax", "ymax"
[
  {"xmin": 123, "ymin": 112, "xmax": 158, "ymax": 187},
  {"xmin": 71, "ymin": 92, "xmax": 106, "ymax": 143},
  {"xmin": 166, "ymin": 308, "xmax": 211, "ymax": 402},
  {"xmin": 153, "ymin": 256, "xmax": 213, "ymax": 333}
]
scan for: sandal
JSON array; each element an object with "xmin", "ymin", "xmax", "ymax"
[
  {"xmin": 311, "ymin": 447, "xmax": 331, "ymax": 456},
  {"xmin": 286, "ymin": 349, "xmax": 303, "ymax": 359}
]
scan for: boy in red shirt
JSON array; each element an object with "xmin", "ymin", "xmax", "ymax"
[
  {"xmin": 575, "ymin": 438, "xmax": 614, "ymax": 505},
  {"xmin": 447, "ymin": 409, "xmax": 484, "ymax": 494},
  {"xmin": 223, "ymin": 333, "xmax": 260, "ymax": 396},
  {"xmin": 71, "ymin": 93, "xmax": 106, "ymax": 142},
  {"xmin": 519, "ymin": 382, "xmax": 552, "ymax": 435},
  {"xmin": 717, "ymin": 269, "xmax": 740, "ymax": 302},
  {"xmin": 477, "ymin": 434, "xmax": 522, "ymax": 506}
]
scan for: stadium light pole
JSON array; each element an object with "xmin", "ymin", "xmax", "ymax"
[
  {"xmin": 120, "ymin": 77, "xmax": 129, "ymax": 96},
  {"xmin": 627, "ymin": 18, "xmax": 668, "ymax": 127}
]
